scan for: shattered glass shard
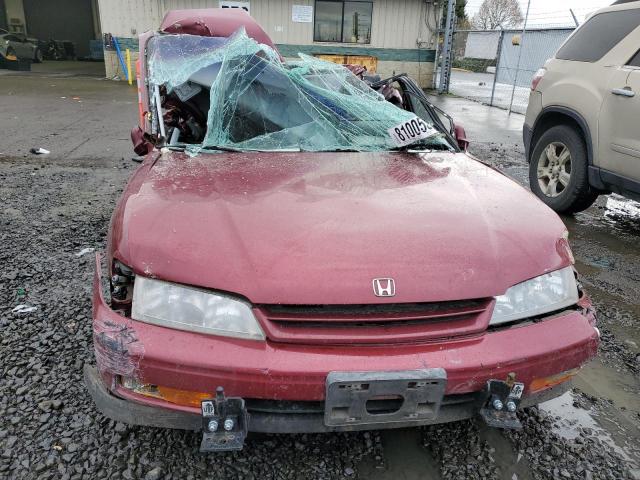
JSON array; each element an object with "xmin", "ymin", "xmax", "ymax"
[{"xmin": 148, "ymin": 29, "xmax": 445, "ymax": 153}]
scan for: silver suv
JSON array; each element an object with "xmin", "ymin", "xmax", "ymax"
[{"xmin": 524, "ymin": 0, "xmax": 640, "ymax": 213}]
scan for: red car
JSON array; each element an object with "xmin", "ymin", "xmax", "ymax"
[{"xmin": 84, "ymin": 9, "xmax": 599, "ymax": 451}]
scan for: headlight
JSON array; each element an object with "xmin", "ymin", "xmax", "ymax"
[
  {"xmin": 132, "ymin": 277, "xmax": 265, "ymax": 340},
  {"xmin": 490, "ymin": 266, "xmax": 579, "ymax": 325}
]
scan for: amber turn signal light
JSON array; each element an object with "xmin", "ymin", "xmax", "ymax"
[
  {"xmin": 121, "ymin": 377, "xmax": 212, "ymax": 407},
  {"xmin": 529, "ymin": 368, "xmax": 579, "ymax": 393}
]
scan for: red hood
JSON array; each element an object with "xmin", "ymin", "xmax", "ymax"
[{"xmin": 110, "ymin": 151, "xmax": 571, "ymax": 304}]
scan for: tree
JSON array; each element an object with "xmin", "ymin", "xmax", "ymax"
[
  {"xmin": 455, "ymin": 0, "xmax": 468, "ymax": 21},
  {"xmin": 472, "ymin": 0, "xmax": 523, "ymax": 30},
  {"xmin": 455, "ymin": 0, "xmax": 473, "ymax": 30}
]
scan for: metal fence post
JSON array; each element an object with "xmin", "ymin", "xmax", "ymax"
[
  {"xmin": 508, "ymin": 0, "xmax": 531, "ymax": 114},
  {"xmin": 490, "ymin": 30, "xmax": 504, "ymax": 107},
  {"xmin": 438, "ymin": 0, "xmax": 456, "ymax": 93},
  {"xmin": 432, "ymin": 33, "xmax": 441, "ymax": 90}
]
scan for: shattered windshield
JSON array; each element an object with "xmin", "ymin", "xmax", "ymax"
[{"xmin": 147, "ymin": 30, "xmax": 450, "ymax": 153}]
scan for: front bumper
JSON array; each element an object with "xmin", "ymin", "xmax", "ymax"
[
  {"xmin": 89, "ymin": 255, "xmax": 599, "ymax": 432},
  {"xmin": 84, "ymin": 364, "xmax": 571, "ymax": 432}
]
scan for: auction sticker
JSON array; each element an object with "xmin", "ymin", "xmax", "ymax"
[
  {"xmin": 201, "ymin": 401, "xmax": 215, "ymax": 417},
  {"xmin": 509, "ymin": 382, "xmax": 524, "ymax": 399},
  {"xmin": 388, "ymin": 117, "xmax": 436, "ymax": 147}
]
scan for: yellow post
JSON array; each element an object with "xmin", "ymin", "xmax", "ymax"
[{"xmin": 125, "ymin": 48, "xmax": 133, "ymax": 85}]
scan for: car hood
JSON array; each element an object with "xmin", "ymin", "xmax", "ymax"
[{"xmin": 111, "ymin": 150, "xmax": 571, "ymax": 304}]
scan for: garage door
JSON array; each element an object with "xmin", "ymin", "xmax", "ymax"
[
  {"xmin": 23, "ymin": 0, "xmax": 96, "ymax": 57},
  {"xmin": 0, "ymin": 0, "xmax": 7, "ymax": 30}
]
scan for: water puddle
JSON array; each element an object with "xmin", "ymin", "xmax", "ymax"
[
  {"xmin": 540, "ymin": 389, "xmax": 640, "ymax": 469},
  {"xmin": 478, "ymin": 426, "xmax": 534, "ymax": 480},
  {"xmin": 357, "ymin": 428, "xmax": 441, "ymax": 479}
]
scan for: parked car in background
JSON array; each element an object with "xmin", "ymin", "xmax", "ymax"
[
  {"xmin": 85, "ymin": 9, "xmax": 599, "ymax": 452},
  {"xmin": 38, "ymin": 39, "xmax": 76, "ymax": 61},
  {"xmin": 0, "ymin": 29, "xmax": 42, "ymax": 62},
  {"xmin": 524, "ymin": 1, "xmax": 640, "ymax": 213}
]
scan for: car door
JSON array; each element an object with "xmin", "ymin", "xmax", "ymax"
[{"xmin": 598, "ymin": 49, "xmax": 640, "ymax": 181}]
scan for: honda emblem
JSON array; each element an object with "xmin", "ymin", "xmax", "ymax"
[{"xmin": 372, "ymin": 278, "xmax": 395, "ymax": 297}]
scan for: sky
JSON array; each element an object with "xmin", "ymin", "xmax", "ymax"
[{"xmin": 464, "ymin": 0, "xmax": 614, "ymax": 27}]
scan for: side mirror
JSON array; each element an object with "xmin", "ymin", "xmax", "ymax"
[{"xmin": 454, "ymin": 124, "xmax": 469, "ymax": 151}]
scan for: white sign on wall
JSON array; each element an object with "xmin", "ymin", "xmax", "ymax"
[{"xmin": 292, "ymin": 5, "xmax": 313, "ymax": 23}]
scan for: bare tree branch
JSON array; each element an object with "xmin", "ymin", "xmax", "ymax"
[{"xmin": 472, "ymin": 0, "xmax": 523, "ymax": 30}]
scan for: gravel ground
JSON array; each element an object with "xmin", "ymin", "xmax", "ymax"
[{"xmin": 1, "ymin": 78, "xmax": 639, "ymax": 479}]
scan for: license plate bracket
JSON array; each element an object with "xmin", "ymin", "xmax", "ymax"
[
  {"xmin": 324, "ymin": 369, "xmax": 446, "ymax": 427},
  {"xmin": 199, "ymin": 387, "xmax": 248, "ymax": 452},
  {"xmin": 478, "ymin": 379, "xmax": 525, "ymax": 430}
]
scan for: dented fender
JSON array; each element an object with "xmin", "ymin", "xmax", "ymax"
[{"xmin": 92, "ymin": 254, "xmax": 144, "ymax": 381}]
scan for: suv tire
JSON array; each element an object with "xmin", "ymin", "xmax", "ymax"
[{"xmin": 529, "ymin": 125, "xmax": 598, "ymax": 214}]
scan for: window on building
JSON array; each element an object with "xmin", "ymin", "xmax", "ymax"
[
  {"xmin": 314, "ymin": 1, "xmax": 373, "ymax": 44},
  {"xmin": 556, "ymin": 9, "xmax": 640, "ymax": 63}
]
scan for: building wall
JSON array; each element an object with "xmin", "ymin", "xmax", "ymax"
[{"xmin": 98, "ymin": 0, "xmax": 438, "ymax": 86}]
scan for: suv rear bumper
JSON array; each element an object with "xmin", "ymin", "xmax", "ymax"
[
  {"xmin": 523, "ymin": 123, "xmax": 533, "ymax": 162},
  {"xmin": 524, "ymin": 90, "xmax": 543, "ymax": 162}
]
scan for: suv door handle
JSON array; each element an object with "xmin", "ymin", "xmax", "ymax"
[{"xmin": 611, "ymin": 87, "xmax": 635, "ymax": 97}]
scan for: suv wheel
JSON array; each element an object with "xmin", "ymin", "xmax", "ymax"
[{"xmin": 529, "ymin": 125, "xmax": 598, "ymax": 214}]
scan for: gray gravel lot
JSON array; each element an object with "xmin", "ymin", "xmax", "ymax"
[{"xmin": 1, "ymin": 71, "xmax": 639, "ymax": 479}]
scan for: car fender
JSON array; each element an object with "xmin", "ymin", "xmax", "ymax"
[
  {"xmin": 530, "ymin": 105, "xmax": 607, "ymax": 191},
  {"xmin": 530, "ymin": 106, "xmax": 594, "ymax": 165}
]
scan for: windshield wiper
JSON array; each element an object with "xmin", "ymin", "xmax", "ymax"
[
  {"xmin": 200, "ymin": 145, "xmax": 245, "ymax": 153},
  {"xmin": 393, "ymin": 139, "xmax": 453, "ymax": 152},
  {"xmin": 166, "ymin": 143, "xmax": 245, "ymax": 153}
]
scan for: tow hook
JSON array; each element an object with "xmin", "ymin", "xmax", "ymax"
[
  {"xmin": 479, "ymin": 373, "xmax": 524, "ymax": 430},
  {"xmin": 200, "ymin": 387, "xmax": 249, "ymax": 452}
]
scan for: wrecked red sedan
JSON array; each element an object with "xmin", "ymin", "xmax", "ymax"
[{"xmin": 84, "ymin": 9, "xmax": 599, "ymax": 452}]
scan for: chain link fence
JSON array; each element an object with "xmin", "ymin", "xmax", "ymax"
[{"xmin": 445, "ymin": 27, "xmax": 575, "ymax": 114}]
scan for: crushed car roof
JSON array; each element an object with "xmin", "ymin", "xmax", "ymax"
[{"xmin": 160, "ymin": 8, "xmax": 277, "ymax": 51}]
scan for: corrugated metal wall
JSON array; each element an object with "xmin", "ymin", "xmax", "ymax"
[
  {"xmin": 97, "ymin": 0, "xmax": 434, "ymax": 49},
  {"xmin": 496, "ymin": 29, "xmax": 574, "ymax": 88}
]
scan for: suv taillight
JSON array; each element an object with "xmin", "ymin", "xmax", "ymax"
[{"xmin": 531, "ymin": 68, "xmax": 546, "ymax": 91}]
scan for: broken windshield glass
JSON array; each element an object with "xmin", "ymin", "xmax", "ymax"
[{"xmin": 147, "ymin": 29, "xmax": 448, "ymax": 152}]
